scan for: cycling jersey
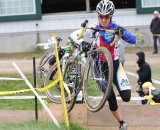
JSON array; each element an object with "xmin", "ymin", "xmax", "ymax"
[{"xmin": 70, "ymin": 21, "xmax": 136, "ymax": 60}]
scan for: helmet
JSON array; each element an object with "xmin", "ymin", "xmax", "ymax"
[
  {"xmin": 96, "ymin": 0, "xmax": 115, "ymax": 16},
  {"xmin": 154, "ymin": 10, "xmax": 159, "ymax": 15}
]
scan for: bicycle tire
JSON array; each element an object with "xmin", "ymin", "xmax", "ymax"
[
  {"xmin": 44, "ymin": 64, "xmax": 60, "ymax": 103},
  {"xmin": 83, "ymin": 47, "xmax": 113, "ymax": 112},
  {"xmin": 44, "ymin": 58, "xmax": 76, "ymax": 112},
  {"xmin": 36, "ymin": 50, "xmax": 53, "ymax": 88},
  {"xmin": 63, "ymin": 56, "xmax": 78, "ymax": 112}
]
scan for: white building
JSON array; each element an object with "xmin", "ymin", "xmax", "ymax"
[{"xmin": 0, "ymin": 0, "xmax": 160, "ymax": 52}]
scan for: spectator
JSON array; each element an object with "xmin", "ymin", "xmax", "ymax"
[
  {"xmin": 142, "ymin": 82, "xmax": 160, "ymax": 103},
  {"xmin": 150, "ymin": 10, "xmax": 160, "ymax": 54},
  {"xmin": 135, "ymin": 51, "xmax": 152, "ymax": 104}
]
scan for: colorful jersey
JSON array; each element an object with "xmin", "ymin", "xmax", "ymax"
[{"xmin": 70, "ymin": 21, "xmax": 136, "ymax": 60}]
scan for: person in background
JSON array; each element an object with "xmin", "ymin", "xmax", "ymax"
[
  {"xmin": 135, "ymin": 51, "xmax": 152, "ymax": 104},
  {"xmin": 142, "ymin": 82, "xmax": 160, "ymax": 103},
  {"xmin": 150, "ymin": 10, "xmax": 160, "ymax": 54}
]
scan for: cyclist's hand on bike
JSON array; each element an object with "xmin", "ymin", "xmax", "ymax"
[{"xmin": 114, "ymin": 26, "xmax": 125, "ymax": 36}]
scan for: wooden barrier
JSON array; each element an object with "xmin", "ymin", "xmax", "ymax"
[{"xmin": 42, "ymin": 103, "xmax": 160, "ymax": 130}]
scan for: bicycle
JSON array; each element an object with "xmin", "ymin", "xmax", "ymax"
[
  {"xmin": 36, "ymin": 37, "xmax": 76, "ymax": 88},
  {"xmin": 45, "ymin": 20, "xmax": 119, "ymax": 112},
  {"xmin": 77, "ymin": 20, "xmax": 119, "ymax": 112},
  {"xmin": 44, "ymin": 41, "xmax": 85, "ymax": 112}
]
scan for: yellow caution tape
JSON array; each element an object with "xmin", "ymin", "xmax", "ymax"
[
  {"xmin": 0, "ymin": 79, "xmax": 60, "ymax": 96},
  {"xmin": 0, "ymin": 89, "xmax": 31, "ymax": 96},
  {"xmin": 36, "ymin": 79, "xmax": 60, "ymax": 92}
]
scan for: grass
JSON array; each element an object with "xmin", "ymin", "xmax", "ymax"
[
  {"xmin": 0, "ymin": 73, "xmax": 52, "ymax": 110},
  {"xmin": 0, "ymin": 121, "xmax": 89, "ymax": 130}
]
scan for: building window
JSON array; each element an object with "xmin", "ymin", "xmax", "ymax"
[
  {"xmin": 141, "ymin": 0, "xmax": 160, "ymax": 8},
  {"xmin": 0, "ymin": 0, "xmax": 36, "ymax": 16}
]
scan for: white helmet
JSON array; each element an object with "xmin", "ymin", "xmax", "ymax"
[
  {"xmin": 154, "ymin": 10, "xmax": 159, "ymax": 15},
  {"xmin": 96, "ymin": 0, "xmax": 115, "ymax": 16}
]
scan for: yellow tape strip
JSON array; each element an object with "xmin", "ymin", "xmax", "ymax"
[
  {"xmin": 0, "ymin": 79, "xmax": 61, "ymax": 96},
  {"xmin": 36, "ymin": 79, "xmax": 60, "ymax": 92},
  {"xmin": 0, "ymin": 89, "xmax": 31, "ymax": 96}
]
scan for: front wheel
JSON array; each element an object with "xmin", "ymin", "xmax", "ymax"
[{"xmin": 83, "ymin": 47, "xmax": 113, "ymax": 112}]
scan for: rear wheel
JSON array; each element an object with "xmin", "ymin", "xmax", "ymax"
[
  {"xmin": 63, "ymin": 56, "xmax": 78, "ymax": 112},
  {"xmin": 36, "ymin": 50, "xmax": 53, "ymax": 88},
  {"xmin": 44, "ymin": 64, "xmax": 60, "ymax": 103},
  {"xmin": 83, "ymin": 47, "xmax": 113, "ymax": 112},
  {"xmin": 44, "ymin": 57, "xmax": 77, "ymax": 112}
]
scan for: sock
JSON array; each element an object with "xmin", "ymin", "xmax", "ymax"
[{"xmin": 119, "ymin": 120, "xmax": 125, "ymax": 125}]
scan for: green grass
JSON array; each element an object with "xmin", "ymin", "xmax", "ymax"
[
  {"xmin": 0, "ymin": 121, "xmax": 89, "ymax": 130},
  {"xmin": 0, "ymin": 73, "xmax": 52, "ymax": 110}
]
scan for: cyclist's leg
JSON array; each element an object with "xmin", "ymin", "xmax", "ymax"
[
  {"xmin": 93, "ymin": 60, "xmax": 107, "ymax": 92},
  {"xmin": 99, "ymin": 61, "xmax": 109, "ymax": 93},
  {"xmin": 108, "ymin": 87, "xmax": 127, "ymax": 129},
  {"xmin": 113, "ymin": 60, "xmax": 131, "ymax": 102},
  {"xmin": 108, "ymin": 87, "xmax": 118, "ymax": 111}
]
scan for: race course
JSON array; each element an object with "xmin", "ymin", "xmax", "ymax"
[{"xmin": 0, "ymin": 46, "xmax": 160, "ymax": 130}]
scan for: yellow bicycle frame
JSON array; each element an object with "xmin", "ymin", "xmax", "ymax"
[{"xmin": 77, "ymin": 25, "xmax": 119, "ymax": 46}]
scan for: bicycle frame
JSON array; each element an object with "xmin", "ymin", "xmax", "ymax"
[
  {"xmin": 77, "ymin": 25, "xmax": 119, "ymax": 46},
  {"xmin": 76, "ymin": 21, "xmax": 119, "ymax": 85}
]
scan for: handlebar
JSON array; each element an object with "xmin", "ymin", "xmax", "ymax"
[{"xmin": 77, "ymin": 20, "xmax": 119, "ymax": 46}]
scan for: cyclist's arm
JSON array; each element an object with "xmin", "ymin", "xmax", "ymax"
[{"xmin": 121, "ymin": 28, "xmax": 136, "ymax": 44}]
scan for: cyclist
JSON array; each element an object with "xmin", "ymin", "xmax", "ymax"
[
  {"xmin": 142, "ymin": 82, "xmax": 160, "ymax": 103},
  {"xmin": 70, "ymin": 0, "xmax": 136, "ymax": 129}
]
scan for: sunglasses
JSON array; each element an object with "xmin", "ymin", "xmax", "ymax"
[{"xmin": 98, "ymin": 15, "xmax": 111, "ymax": 19}]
